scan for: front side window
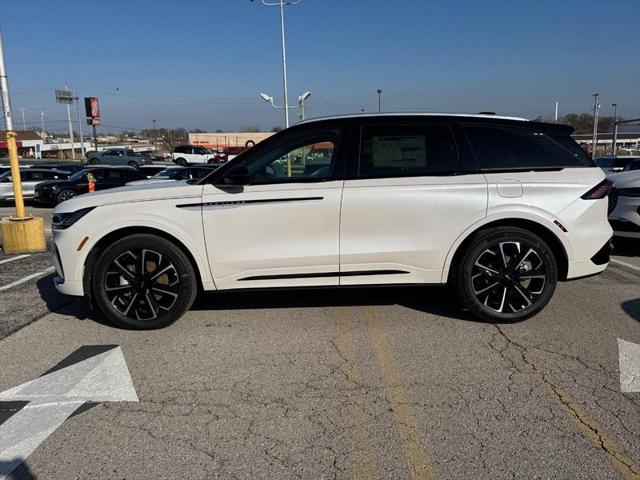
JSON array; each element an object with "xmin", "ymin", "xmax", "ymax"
[
  {"xmin": 244, "ymin": 132, "xmax": 338, "ymax": 184},
  {"xmin": 465, "ymin": 125, "xmax": 592, "ymax": 170},
  {"xmin": 359, "ymin": 124, "xmax": 459, "ymax": 177}
]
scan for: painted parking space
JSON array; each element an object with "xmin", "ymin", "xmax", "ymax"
[{"xmin": 0, "ymin": 265, "xmax": 638, "ymax": 479}]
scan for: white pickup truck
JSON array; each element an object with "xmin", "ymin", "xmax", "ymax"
[{"xmin": 171, "ymin": 145, "xmax": 217, "ymax": 166}]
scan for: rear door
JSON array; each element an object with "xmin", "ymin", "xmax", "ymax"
[{"xmin": 339, "ymin": 122, "xmax": 488, "ymax": 285}]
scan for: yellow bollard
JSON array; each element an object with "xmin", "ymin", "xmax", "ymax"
[{"xmin": 0, "ymin": 131, "xmax": 46, "ymax": 254}]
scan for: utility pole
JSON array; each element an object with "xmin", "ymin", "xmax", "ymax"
[
  {"xmin": 0, "ymin": 30, "xmax": 46, "ymax": 253},
  {"xmin": 591, "ymin": 93, "xmax": 600, "ymax": 160},
  {"xmin": 40, "ymin": 108, "xmax": 45, "ymax": 138},
  {"xmin": 377, "ymin": 89, "xmax": 382, "ymax": 113},
  {"xmin": 256, "ymin": 0, "xmax": 301, "ymax": 129},
  {"xmin": 611, "ymin": 103, "xmax": 617, "ymax": 155},
  {"xmin": 554, "ymin": 101, "xmax": 559, "ymax": 123},
  {"xmin": 152, "ymin": 119, "xmax": 156, "ymax": 149},
  {"xmin": 19, "ymin": 106, "xmax": 26, "ymax": 130},
  {"xmin": 65, "ymin": 85, "xmax": 75, "ymax": 159}
]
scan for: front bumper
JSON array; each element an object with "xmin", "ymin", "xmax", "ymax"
[{"xmin": 33, "ymin": 188, "xmax": 57, "ymax": 205}]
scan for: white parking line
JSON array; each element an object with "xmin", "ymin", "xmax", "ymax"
[
  {"xmin": 610, "ymin": 258, "xmax": 640, "ymax": 274},
  {"xmin": 0, "ymin": 254, "xmax": 31, "ymax": 266},
  {"xmin": 0, "ymin": 267, "xmax": 54, "ymax": 292}
]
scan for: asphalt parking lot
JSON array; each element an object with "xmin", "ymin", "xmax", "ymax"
[{"xmin": 0, "ymin": 205, "xmax": 639, "ymax": 479}]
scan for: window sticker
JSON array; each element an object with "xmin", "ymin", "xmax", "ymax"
[{"xmin": 372, "ymin": 136, "xmax": 426, "ymax": 168}]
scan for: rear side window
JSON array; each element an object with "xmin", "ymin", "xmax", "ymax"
[
  {"xmin": 465, "ymin": 125, "xmax": 593, "ymax": 170},
  {"xmin": 359, "ymin": 124, "xmax": 459, "ymax": 177}
]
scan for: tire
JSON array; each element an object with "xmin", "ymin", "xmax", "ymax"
[
  {"xmin": 89, "ymin": 158, "xmax": 100, "ymax": 165},
  {"xmin": 452, "ymin": 227, "xmax": 558, "ymax": 322},
  {"xmin": 175, "ymin": 157, "xmax": 187, "ymax": 167},
  {"xmin": 207, "ymin": 159, "xmax": 216, "ymax": 165},
  {"xmin": 92, "ymin": 234, "xmax": 197, "ymax": 329},
  {"xmin": 127, "ymin": 161, "xmax": 139, "ymax": 168},
  {"xmin": 245, "ymin": 140, "xmax": 255, "ymax": 148},
  {"xmin": 56, "ymin": 189, "xmax": 77, "ymax": 204}
]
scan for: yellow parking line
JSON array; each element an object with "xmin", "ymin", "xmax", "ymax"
[
  {"xmin": 496, "ymin": 327, "xmax": 640, "ymax": 480},
  {"xmin": 335, "ymin": 309, "xmax": 378, "ymax": 480},
  {"xmin": 367, "ymin": 309, "xmax": 436, "ymax": 480}
]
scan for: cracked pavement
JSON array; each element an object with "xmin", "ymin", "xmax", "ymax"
[{"xmin": 0, "ymin": 233, "xmax": 639, "ymax": 479}]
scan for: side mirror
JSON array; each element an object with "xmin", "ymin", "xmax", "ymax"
[{"xmin": 223, "ymin": 165, "xmax": 250, "ymax": 185}]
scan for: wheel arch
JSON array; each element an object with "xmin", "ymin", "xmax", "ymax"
[
  {"xmin": 444, "ymin": 217, "xmax": 570, "ymax": 283},
  {"xmin": 82, "ymin": 226, "xmax": 208, "ymax": 307}
]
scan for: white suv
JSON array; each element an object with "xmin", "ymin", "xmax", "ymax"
[
  {"xmin": 172, "ymin": 145, "xmax": 216, "ymax": 166},
  {"xmin": 51, "ymin": 113, "xmax": 613, "ymax": 329}
]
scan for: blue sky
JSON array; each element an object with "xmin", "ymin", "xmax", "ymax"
[{"xmin": 1, "ymin": 0, "xmax": 638, "ymax": 132}]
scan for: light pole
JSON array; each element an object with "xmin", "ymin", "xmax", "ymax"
[
  {"xmin": 611, "ymin": 103, "xmax": 617, "ymax": 155},
  {"xmin": 40, "ymin": 108, "xmax": 45, "ymax": 139},
  {"xmin": 554, "ymin": 101, "xmax": 559, "ymax": 123},
  {"xmin": 259, "ymin": 90, "xmax": 310, "ymax": 121},
  {"xmin": 591, "ymin": 93, "xmax": 600, "ymax": 160},
  {"xmin": 377, "ymin": 89, "xmax": 382, "ymax": 113},
  {"xmin": 254, "ymin": 0, "xmax": 301, "ymax": 128},
  {"xmin": 73, "ymin": 96, "xmax": 85, "ymax": 157},
  {"xmin": 298, "ymin": 91, "xmax": 311, "ymax": 120},
  {"xmin": 152, "ymin": 119, "xmax": 156, "ymax": 149},
  {"xmin": 19, "ymin": 106, "xmax": 26, "ymax": 130}
]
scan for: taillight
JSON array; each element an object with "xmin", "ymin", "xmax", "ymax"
[{"xmin": 581, "ymin": 179, "xmax": 613, "ymax": 200}]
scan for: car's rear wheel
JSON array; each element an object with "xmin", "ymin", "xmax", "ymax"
[
  {"xmin": 92, "ymin": 234, "xmax": 197, "ymax": 329},
  {"xmin": 56, "ymin": 189, "xmax": 77, "ymax": 204},
  {"xmin": 89, "ymin": 158, "xmax": 100, "ymax": 165},
  {"xmin": 175, "ymin": 157, "xmax": 187, "ymax": 167},
  {"xmin": 453, "ymin": 227, "xmax": 557, "ymax": 322}
]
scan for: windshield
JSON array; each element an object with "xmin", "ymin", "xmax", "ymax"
[
  {"xmin": 69, "ymin": 170, "xmax": 88, "ymax": 181},
  {"xmin": 151, "ymin": 167, "xmax": 183, "ymax": 179}
]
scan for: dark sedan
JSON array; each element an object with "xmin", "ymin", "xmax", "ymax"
[{"xmin": 33, "ymin": 167, "xmax": 146, "ymax": 205}]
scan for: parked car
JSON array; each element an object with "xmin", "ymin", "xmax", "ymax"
[
  {"xmin": 171, "ymin": 145, "xmax": 216, "ymax": 166},
  {"xmin": 127, "ymin": 165, "xmax": 218, "ymax": 185},
  {"xmin": 34, "ymin": 167, "xmax": 146, "ymax": 205},
  {"xmin": 622, "ymin": 157, "xmax": 640, "ymax": 171},
  {"xmin": 0, "ymin": 168, "xmax": 69, "ymax": 202},
  {"xmin": 607, "ymin": 169, "xmax": 640, "ymax": 239},
  {"xmin": 30, "ymin": 163, "xmax": 85, "ymax": 175},
  {"xmin": 596, "ymin": 156, "xmax": 639, "ymax": 173},
  {"xmin": 51, "ymin": 113, "xmax": 612, "ymax": 329},
  {"xmin": 86, "ymin": 148, "xmax": 151, "ymax": 168},
  {"xmin": 139, "ymin": 164, "xmax": 170, "ymax": 178}
]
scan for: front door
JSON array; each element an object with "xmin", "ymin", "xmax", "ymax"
[{"xmin": 201, "ymin": 129, "xmax": 344, "ymax": 289}]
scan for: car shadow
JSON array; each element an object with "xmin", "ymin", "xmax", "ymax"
[
  {"xmin": 193, "ymin": 285, "xmax": 508, "ymax": 324},
  {"xmin": 621, "ymin": 298, "xmax": 640, "ymax": 322},
  {"xmin": 37, "ymin": 277, "xmax": 526, "ymax": 328},
  {"xmin": 0, "ymin": 458, "xmax": 37, "ymax": 480}
]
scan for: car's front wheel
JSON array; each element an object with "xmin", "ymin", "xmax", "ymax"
[
  {"xmin": 92, "ymin": 234, "xmax": 197, "ymax": 329},
  {"xmin": 89, "ymin": 157, "xmax": 100, "ymax": 165},
  {"xmin": 56, "ymin": 189, "xmax": 77, "ymax": 204},
  {"xmin": 453, "ymin": 227, "xmax": 558, "ymax": 322}
]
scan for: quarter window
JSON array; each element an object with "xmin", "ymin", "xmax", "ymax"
[
  {"xmin": 465, "ymin": 125, "xmax": 591, "ymax": 170},
  {"xmin": 359, "ymin": 125, "xmax": 459, "ymax": 177}
]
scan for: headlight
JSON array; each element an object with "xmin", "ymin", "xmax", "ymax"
[
  {"xmin": 52, "ymin": 207, "xmax": 95, "ymax": 230},
  {"xmin": 617, "ymin": 188, "xmax": 640, "ymax": 197}
]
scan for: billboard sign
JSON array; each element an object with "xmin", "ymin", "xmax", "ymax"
[{"xmin": 84, "ymin": 97, "xmax": 100, "ymax": 119}]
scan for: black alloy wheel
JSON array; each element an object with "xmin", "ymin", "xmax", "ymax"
[
  {"xmin": 454, "ymin": 227, "xmax": 558, "ymax": 322},
  {"xmin": 93, "ymin": 234, "xmax": 197, "ymax": 329},
  {"xmin": 56, "ymin": 189, "xmax": 77, "ymax": 204}
]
